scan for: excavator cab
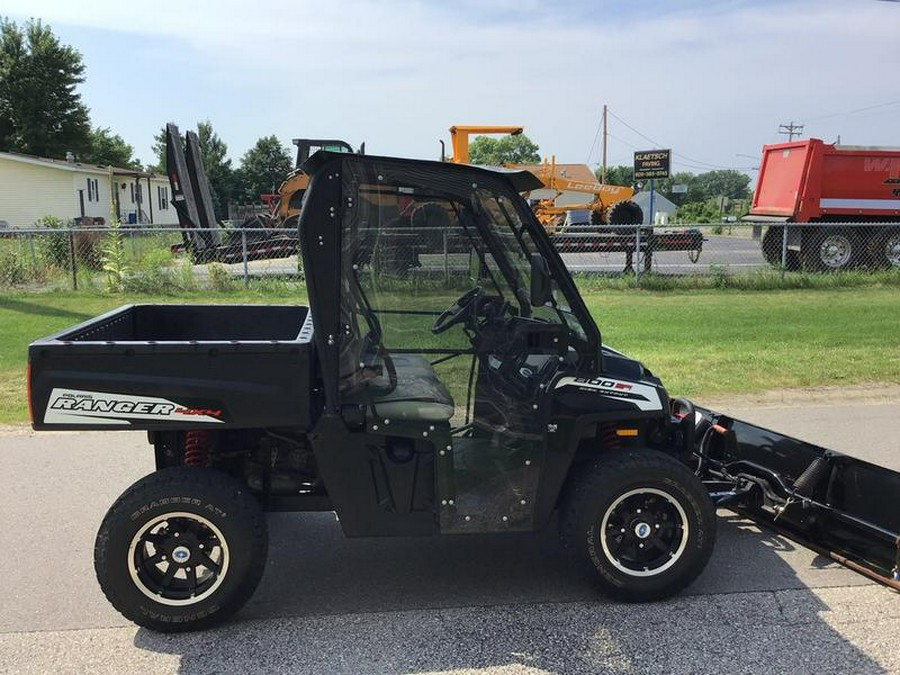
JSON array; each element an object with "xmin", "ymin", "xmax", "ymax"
[
  {"xmin": 273, "ymin": 139, "xmax": 362, "ymax": 224},
  {"xmin": 293, "ymin": 138, "xmax": 357, "ymax": 168}
]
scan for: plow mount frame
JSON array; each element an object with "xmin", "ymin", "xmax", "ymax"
[{"xmin": 688, "ymin": 405, "xmax": 900, "ymax": 590}]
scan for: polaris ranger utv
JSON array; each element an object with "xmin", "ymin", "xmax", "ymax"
[{"xmin": 28, "ymin": 141, "xmax": 900, "ymax": 632}]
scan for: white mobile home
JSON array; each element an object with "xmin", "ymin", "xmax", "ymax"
[{"xmin": 0, "ymin": 152, "xmax": 178, "ymax": 229}]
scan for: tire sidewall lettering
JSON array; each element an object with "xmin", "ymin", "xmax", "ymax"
[{"xmin": 130, "ymin": 498, "xmax": 228, "ymax": 521}]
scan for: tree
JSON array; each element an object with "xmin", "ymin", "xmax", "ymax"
[
  {"xmin": 595, "ymin": 165, "xmax": 634, "ymax": 187},
  {"xmin": 235, "ymin": 135, "xmax": 292, "ymax": 203},
  {"xmin": 468, "ymin": 134, "xmax": 540, "ymax": 166},
  {"xmin": 148, "ymin": 126, "xmax": 166, "ymax": 173},
  {"xmin": 660, "ymin": 171, "xmax": 699, "ymax": 206},
  {"xmin": 152, "ymin": 121, "xmax": 236, "ymax": 220},
  {"xmin": 677, "ymin": 199, "xmax": 722, "ymax": 224},
  {"xmin": 196, "ymin": 120, "xmax": 234, "ymax": 221},
  {"xmin": 80, "ymin": 126, "xmax": 141, "ymax": 169},
  {"xmin": 692, "ymin": 170, "xmax": 751, "ymax": 200},
  {"xmin": 0, "ymin": 18, "xmax": 91, "ymax": 158}
]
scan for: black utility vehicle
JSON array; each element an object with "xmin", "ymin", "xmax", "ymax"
[{"xmin": 28, "ymin": 146, "xmax": 900, "ymax": 632}]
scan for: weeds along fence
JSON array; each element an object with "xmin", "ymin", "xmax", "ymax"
[{"xmin": 0, "ymin": 222, "xmax": 898, "ymax": 293}]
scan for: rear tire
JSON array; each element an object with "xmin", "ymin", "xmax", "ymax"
[
  {"xmin": 559, "ymin": 449, "xmax": 716, "ymax": 602},
  {"xmin": 802, "ymin": 227, "xmax": 859, "ymax": 271},
  {"xmin": 871, "ymin": 228, "xmax": 900, "ymax": 268},
  {"xmin": 605, "ymin": 200, "xmax": 644, "ymax": 226},
  {"xmin": 94, "ymin": 467, "xmax": 268, "ymax": 632}
]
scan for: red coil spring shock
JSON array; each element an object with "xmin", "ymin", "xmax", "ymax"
[{"xmin": 183, "ymin": 430, "xmax": 210, "ymax": 467}]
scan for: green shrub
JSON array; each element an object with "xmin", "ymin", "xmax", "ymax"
[
  {"xmin": 0, "ymin": 248, "xmax": 30, "ymax": 286},
  {"xmin": 33, "ymin": 215, "xmax": 104, "ymax": 272},
  {"xmin": 177, "ymin": 261, "xmax": 198, "ymax": 291},
  {"xmin": 570, "ymin": 266, "xmax": 900, "ymax": 293},
  {"xmin": 35, "ymin": 216, "xmax": 70, "ymax": 270},
  {"xmin": 207, "ymin": 263, "xmax": 234, "ymax": 291},
  {"xmin": 124, "ymin": 248, "xmax": 177, "ymax": 294},
  {"xmin": 100, "ymin": 222, "xmax": 130, "ymax": 293},
  {"xmin": 709, "ymin": 264, "xmax": 729, "ymax": 288}
]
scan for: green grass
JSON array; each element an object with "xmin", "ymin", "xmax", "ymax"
[
  {"xmin": 1, "ymin": 287, "xmax": 898, "ymax": 424},
  {"xmin": 574, "ymin": 267, "xmax": 900, "ymax": 292},
  {"xmin": 585, "ymin": 287, "xmax": 900, "ymax": 397}
]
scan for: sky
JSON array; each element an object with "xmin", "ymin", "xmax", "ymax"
[{"xmin": 5, "ymin": 0, "xmax": 900, "ymax": 179}]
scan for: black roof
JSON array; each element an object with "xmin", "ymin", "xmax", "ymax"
[{"xmin": 302, "ymin": 150, "xmax": 544, "ymax": 193}]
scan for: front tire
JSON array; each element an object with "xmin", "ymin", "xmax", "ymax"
[
  {"xmin": 560, "ymin": 450, "xmax": 716, "ymax": 602},
  {"xmin": 94, "ymin": 467, "xmax": 268, "ymax": 632},
  {"xmin": 761, "ymin": 225, "xmax": 786, "ymax": 267}
]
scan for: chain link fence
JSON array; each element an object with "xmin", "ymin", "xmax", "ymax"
[{"xmin": 0, "ymin": 222, "xmax": 898, "ymax": 292}]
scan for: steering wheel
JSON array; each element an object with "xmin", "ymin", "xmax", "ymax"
[{"xmin": 432, "ymin": 287, "xmax": 482, "ymax": 334}]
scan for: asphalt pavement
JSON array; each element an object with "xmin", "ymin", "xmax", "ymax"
[
  {"xmin": 1, "ymin": 399, "xmax": 898, "ymax": 674},
  {"xmin": 218, "ymin": 235, "xmax": 767, "ymax": 279}
]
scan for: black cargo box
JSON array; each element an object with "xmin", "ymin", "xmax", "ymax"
[{"xmin": 28, "ymin": 305, "xmax": 316, "ymax": 431}]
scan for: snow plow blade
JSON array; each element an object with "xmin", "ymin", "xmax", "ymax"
[{"xmin": 690, "ymin": 406, "xmax": 900, "ymax": 590}]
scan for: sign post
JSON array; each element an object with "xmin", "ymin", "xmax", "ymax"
[{"xmin": 633, "ymin": 149, "xmax": 671, "ymax": 277}]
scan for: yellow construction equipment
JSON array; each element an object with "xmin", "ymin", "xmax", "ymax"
[
  {"xmin": 511, "ymin": 156, "xmax": 642, "ymax": 233},
  {"xmin": 272, "ymin": 139, "xmax": 358, "ymax": 226},
  {"xmin": 448, "ymin": 125, "xmax": 524, "ymax": 164},
  {"xmin": 446, "ymin": 125, "xmax": 642, "ymax": 231}
]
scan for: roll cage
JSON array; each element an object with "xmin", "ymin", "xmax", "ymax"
[{"xmin": 297, "ymin": 152, "xmax": 603, "ymax": 415}]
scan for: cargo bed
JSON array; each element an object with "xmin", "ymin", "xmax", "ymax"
[{"xmin": 28, "ymin": 304, "xmax": 316, "ymax": 431}]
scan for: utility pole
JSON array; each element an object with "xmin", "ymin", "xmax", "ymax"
[
  {"xmin": 779, "ymin": 121, "xmax": 804, "ymax": 141},
  {"xmin": 601, "ymin": 104, "xmax": 608, "ymax": 184}
]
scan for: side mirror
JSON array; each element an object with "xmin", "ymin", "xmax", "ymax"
[{"xmin": 530, "ymin": 254, "xmax": 552, "ymax": 307}]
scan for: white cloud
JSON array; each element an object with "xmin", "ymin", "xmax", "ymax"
[{"xmin": 8, "ymin": 0, "xmax": 900, "ymax": 172}]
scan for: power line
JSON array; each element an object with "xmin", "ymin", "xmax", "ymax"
[
  {"xmin": 586, "ymin": 113, "xmax": 603, "ymax": 164},
  {"xmin": 605, "ymin": 109, "xmax": 741, "ymax": 171},
  {"xmin": 606, "ymin": 109, "xmax": 663, "ymax": 148},
  {"xmin": 802, "ymin": 97, "xmax": 900, "ymax": 123},
  {"xmin": 607, "ymin": 132, "xmax": 639, "ymax": 150},
  {"xmin": 607, "ymin": 138, "xmax": 744, "ymax": 172}
]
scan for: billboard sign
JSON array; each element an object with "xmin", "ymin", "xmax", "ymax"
[{"xmin": 634, "ymin": 149, "xmax": 671, "ymax": 180}]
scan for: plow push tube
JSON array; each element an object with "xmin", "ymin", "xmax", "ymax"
[{"xmin": 691, "ymin": 407, "xmax": 900, "ymax": 590}]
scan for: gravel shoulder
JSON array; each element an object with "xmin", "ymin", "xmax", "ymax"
[{"xmin": 699, "ymin": 382, "xmax": 900, "ymax": 409}]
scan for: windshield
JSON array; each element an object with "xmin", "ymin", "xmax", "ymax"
[
  {"xmin": 472, "ymin": 188, "xmax": 588, "ymax": 344},
  {"xmin": 334, "ymin": 156, "xmax": 594, "ymax": 389}
]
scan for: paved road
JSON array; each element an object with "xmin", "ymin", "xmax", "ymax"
[
  {"xmin": 1, "ymin": 401, "xmax": 898, "ymax": 674},
  {"xmin": 559, "ymin": 234, "xmax": 766, "ymax": 275},
  {"xmin": 208, "ymin": 235, "xmax": 767, "ymax": 280},
  {"xmin": 419, "ymin": 235, "xmax": 765, "ymax": 276}
]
